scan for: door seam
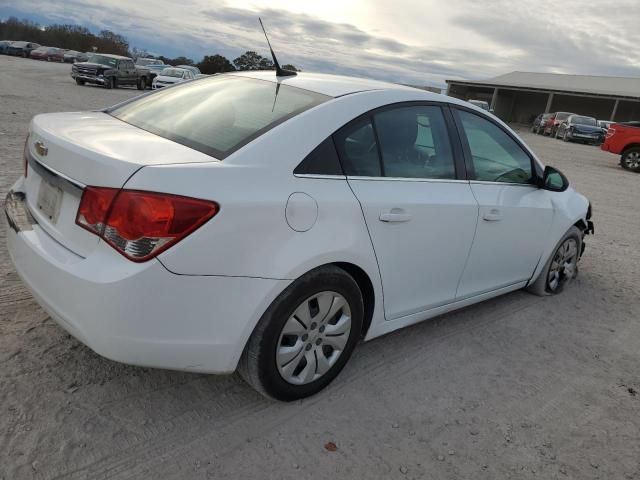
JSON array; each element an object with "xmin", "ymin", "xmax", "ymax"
[{"xmin": 454, "ymin": 181, "xmax": 480, "ymax": 299}]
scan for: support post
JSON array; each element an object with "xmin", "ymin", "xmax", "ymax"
[
  {"xmin": 490, "ymin": 87, "xmax": 498, "ymax": 111},
  {"xmin": 544, "ymin": 93, "xmax": 554, "ymax": 113},
  {"xmin": 610, "ymin": 99, "xmax": 619, "ymax": 121}
]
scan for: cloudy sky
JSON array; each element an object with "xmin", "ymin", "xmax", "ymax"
[{"xmin": 2, "ymin": 0, "xmax": 640, "ymax": 87}]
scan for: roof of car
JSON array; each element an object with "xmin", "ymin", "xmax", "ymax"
[
  {"xmin": 228, "ymin": 70, "xmax": 424, "ymax": 98},
  {"xmin": 91, "ymin": 53, "xmax": 131, "ymax": 60}
]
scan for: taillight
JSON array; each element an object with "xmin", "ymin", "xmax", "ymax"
[
  {"xmin": 76, "ymin": 187, "xmax": 219, "ymax": 262},
  {"xmin": 606, "ymin": 128, "xmax": 615, "ymax": 138}
]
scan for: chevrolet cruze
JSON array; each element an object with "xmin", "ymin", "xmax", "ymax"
[{"xmin": 5, "ymin": 71, "xmax": 593, "ymax": 400}]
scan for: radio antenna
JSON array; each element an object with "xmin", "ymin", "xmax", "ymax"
[{"xmin": 259, "ymin": 17, "xmax": 297, "ymax": 77}]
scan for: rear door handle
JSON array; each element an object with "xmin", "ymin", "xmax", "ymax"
[
  {"xmin": 379, "ymin": 209, "xmax": 412, "ymax": 223},
  {"xmin": 482, "ymin": 208, "xmax": 503, "ymax": 221}
]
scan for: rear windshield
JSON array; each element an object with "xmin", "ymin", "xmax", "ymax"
[
  {"xmin": 108, "ymin": 75, "xmax": 330, "ymax": 159},
  {"xmin": 571, "ymin": 115, "xmax": 597, "ymax": 126}
]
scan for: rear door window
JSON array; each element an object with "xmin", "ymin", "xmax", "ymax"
[{"xmin": 373, "ymin": 105, "xmax": 456, "ymax": 179}]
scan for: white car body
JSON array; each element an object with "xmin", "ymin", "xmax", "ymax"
[
  {"xmin": 151, "ymin": 67, "xmax": 194, "ymax": 89},
  {"xmin": 6, "ymin": 71, "xmax": 590, "ymax": 381}
]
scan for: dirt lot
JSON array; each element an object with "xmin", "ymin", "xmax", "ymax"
[{"xmin": 1, "ymin": 56, "xmax": 639, "ymax": 480}]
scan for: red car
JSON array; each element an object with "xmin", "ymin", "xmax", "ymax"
[
  {"xmin": 601, "ymin": 122, "xmax": 640, "ymax": 172},
  {"xmin": 30, "ymin": 46, "xmax": 66, "ymax": 62},
  {"xmin": 543, "ymin": 111, "xmax": 573, "ymax": 137}
]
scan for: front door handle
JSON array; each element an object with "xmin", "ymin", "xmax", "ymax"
[
  {"xmin": 379, "ymin": 209, "xmax": 412, "ymax": 223},
  {"xmin": 482, "ymin": 208, "xmax": 503, "ymax": 221}
]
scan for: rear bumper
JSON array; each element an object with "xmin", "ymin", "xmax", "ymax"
[{"xmin": 5, "ymin": 184, "xmax": 289, "ymax": 373}]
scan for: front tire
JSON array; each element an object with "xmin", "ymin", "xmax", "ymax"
[
  {"xmin": 137, "ymin": 77, "xmax": 146, "ymax": 90},
  {"xmin": 75, "ymin": 78, "xmax": 85, "ymax": 86},
  {"xmin": 527, "ymin": 226, "xmax": 582, "ymax": 296},
  {"xmin": 104, "ymin": 77, "xmax": 115, "ymax": 89},
  {"xmin": 620, "ymin": 148, "xmax": 640, "ymax": 172},
  {"xmin": 238, "ymin": 265, "xmax": 364, "ymax": 401}
]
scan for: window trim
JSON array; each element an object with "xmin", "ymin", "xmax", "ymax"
[
  {"xmin": 450, "ymin": 105, "xmax": 543, "ymax": 185},
  {"xmin": 331, "ymin": 101, "xmax": 467, "ymax": 181}
]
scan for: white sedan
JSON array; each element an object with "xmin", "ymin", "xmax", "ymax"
[
  {"xmin": 151, "ymin": 67, "xmax": 194, "ymax": 89},
  {"xmin": 5, "ymin": 71, "xmax": 593, "ymax": 400}
]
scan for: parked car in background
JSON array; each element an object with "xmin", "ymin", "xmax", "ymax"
[
  {"xmin": 152, "ymin": 67, "xmax": 194, "ymax": 89},
  {"xmin": 601, "ymin": 121, "xmax": 640, "ymax": 171},
  {"xmin": 5, "ymin": 72, "xmax": 593, "ymax": 400},
  {"xmin": 72, "ymin": 54, "xmax": 150, "ymax": 89},
  {"xmin": 135, "ymin": 58, "xmax": 165, "ymax": 85},
  {"xmin": 555, "ymin": 115, "xmax": 602, "ymax": 144},
  {"xmin": 0, "ymin": 40, "xmax": 14, "ymax": 54},
  {"xmin": 64, "ymin": 50, "xmax": 90, "ymax": 63},
  {"xmin": 30, "ymin": 46, "xmax": 66, "ymax": 62},
  {"xmin": 135, "ymin": 57, "xmax": 165, "ymax": 67},
  {"xmin": 7, "ymin": 41, "xmax": 40, "ymax": 57},
  {"xmin": 177, "ymin": 64, "xmax": 205, "ymax": 78},
  {"xmin": 543, "ymin": 112, "xmax": 573, "ymax": 137},
  {"xmin": 467, "ymin": 99, "xmax": 491, "ymax": 111},
  {"xmin": 598, "ymin": 120, "xmax": 613, "ymax": 137},
  {"xmin": 531, "ymin": 113, "xmax": 553, "ymax": 134}
]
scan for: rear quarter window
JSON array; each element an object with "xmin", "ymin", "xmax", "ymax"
[{"xmin": 108, "ymin": 76, "xmax": 330, "ymax": 159}]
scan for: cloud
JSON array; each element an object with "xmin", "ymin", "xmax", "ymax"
[{"xmin": 2, "ymin": 0, "xmax": 640, "ymax": 86}]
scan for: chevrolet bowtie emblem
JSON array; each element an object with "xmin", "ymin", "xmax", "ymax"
[{"xmin": 35, "ymin": 141, "xmax": 48, "ymax": 156}]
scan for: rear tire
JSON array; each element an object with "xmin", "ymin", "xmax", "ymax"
[
  {"xmin": 620, "ymin": 148, "xmax": 640, "ymax": 172},
  {"xmin": 137, "ymin": 77, "xmax": 146, "ymax": 90},
  {"xmin": 238, "ymin": 265, "xmax": 364, "ymax": 401},
  {"xmin": 527, "ymin": 226, "xmax": 582, "ymax": 296}
]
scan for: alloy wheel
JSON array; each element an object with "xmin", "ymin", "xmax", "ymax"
[
  {"xmin": 623, "ymin": 151, "xmax": 640, "ymax": 170},
  {"xmin": 276, "ymin": 291, "xmax": 352, "ymax": 385},
  {"xmin": 547, "ymin": 238, "xmax": 579, "ymax": 292}
]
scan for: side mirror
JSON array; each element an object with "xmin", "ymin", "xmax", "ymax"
[{"xmin": 541, "ymin": 166, "xmax": 569, "ymax": 192}]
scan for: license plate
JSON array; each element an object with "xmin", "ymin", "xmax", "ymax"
[{"xmin": 36, "ymin": 179, "xmax": 63, "ymax": 223}]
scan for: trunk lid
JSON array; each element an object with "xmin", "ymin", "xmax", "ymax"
[{"xmin": 24, "ymin": 111, "xmax": 218, "ymax": 257}]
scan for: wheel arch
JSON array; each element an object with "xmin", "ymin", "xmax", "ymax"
[
  {"xmin": 621, "ymin": 143, "xmax": 640, "ymax": 155},
  {"xmin": 333, "ymin": 262, "xmax": 375, "ymax": 338}
]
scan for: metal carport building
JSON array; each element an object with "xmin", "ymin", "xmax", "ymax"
[{"xmin": 446, "ymin": 71, "xmax": 640, "ymax": 124}]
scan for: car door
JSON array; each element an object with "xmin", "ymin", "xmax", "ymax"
[
  {"xmin": 118, "ymin": 60, "xmax": 131, "ymax": 84},
  {"xmin": 451, "ymin": 107, "xmax": 554, "ymax": 299},
  {"xmin": 334, "ymin": 103, "xmax": 479, "ymax": 321}
]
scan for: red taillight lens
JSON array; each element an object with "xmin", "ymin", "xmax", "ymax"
[
  {"xmin": 606, "ymin": 127, "xmax": 615, "ymax": 138},
  {"xmin": 76, "ymin": 187, "xmax": 219, "ymax": 262}
]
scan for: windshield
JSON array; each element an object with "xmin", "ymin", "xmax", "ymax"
[
  {"xmin": 88, "ymin": 55, "xmax": 118, "ymax": 67},
  {"xmin": 556, "ymin": 112, "xmax": 571, "ymax": 121},
  {"xmin": 178, "ymin": 65, "xmax": 200, "ymax": 75},
  {"xmin": 161, "ymin": 68, "xmax": 185, "ymax": 78},
  {"xmin": 109, "ymin": 75, "xmax": 329, "ymax": 159},
  {"xmin": 137, "ymin": 58, "xmax": 164, "ymax": 66},
  {"xmin": 469, "ymin": 100, "xmax": 489, "ymax": 110},
  {"xmin": 571, "ymin": 116, "xmax": 597, "ymax": 126}
]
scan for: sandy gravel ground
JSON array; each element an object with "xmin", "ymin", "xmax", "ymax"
[{"xmin": 1, "ymin": 56, "xmax": 639, "ymax": 480}]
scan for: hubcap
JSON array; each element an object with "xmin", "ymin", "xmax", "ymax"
[
  {"xmin": 547, "ymin": 238, "xmax": 578, "ymax": 292},
  {"xmin": 624, "ymin": 152, "xmax": 640, "ymax": 169},
  {"xmin": 276, "ymin": 291, "xmax": 352, "ymax": 385}
]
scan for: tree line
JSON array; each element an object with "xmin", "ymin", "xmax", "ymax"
[{"xmin": 0, "ymin": 17, "xmax": 299, "ymax": 74}]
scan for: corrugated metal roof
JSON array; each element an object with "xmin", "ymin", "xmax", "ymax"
[{"xmin": 447, "ymin": 71, "xmax": 640, "ymax": 98}]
